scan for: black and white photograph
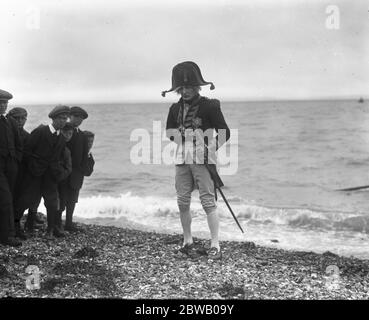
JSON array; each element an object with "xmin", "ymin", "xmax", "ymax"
[{"xmin": 1, "ymin": 0, "xmax": 369, "ymax": 307}]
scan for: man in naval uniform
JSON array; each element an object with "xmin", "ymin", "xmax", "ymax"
[{"xmin": 163, "ymin": 61, "xmax": 230, "ymax": 260}]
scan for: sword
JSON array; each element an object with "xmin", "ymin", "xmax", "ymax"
[{"xmin": 205, "ymin": 163, "xmax": 244, "ymax": 233}]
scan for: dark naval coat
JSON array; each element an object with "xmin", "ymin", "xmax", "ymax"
[{"xmin": 166, "ymin": 95, "xmax": 230, "ymax": 150}]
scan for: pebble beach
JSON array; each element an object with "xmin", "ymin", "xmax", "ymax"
[{"xmin": 0, "ymin": 218, "xmax": 368, "ymax": 300}]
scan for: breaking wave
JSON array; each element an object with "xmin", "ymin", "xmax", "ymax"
[{"xmin": 59, "ymin": 192, "xmax": 369, "ymax": 234}]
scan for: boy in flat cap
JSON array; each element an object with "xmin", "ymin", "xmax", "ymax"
[
  {"xmin": 7, "ymin": 107, "xmax": 43, "ymax": 236},
  {"xmin": 63, "ymin": 106, "xmax": 89, "ymax": 232},
  {"xmin": 164, "ymin": 61, "xmax": 230, "ymax": 260},
  {"xmin": 14, "ymin": 105, "xmax": 70, "ymax": 239},
  {"xmin": 55, "ymin": 123, "xmax": 74, "ymax": 235},
  {"xmin": 7, "ymin": 107, "xmax": 29, "ymax": 144},
  {"xmin": 0, "ymin": 89, "xmax": 22, "ymax": 246}
]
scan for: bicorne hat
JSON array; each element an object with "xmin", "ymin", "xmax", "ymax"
[{"xmin": 161, "ymin": 61, "xmax": 215, "ymax": 97}]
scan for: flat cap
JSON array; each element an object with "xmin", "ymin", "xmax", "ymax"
[
  {"xmin": 8, "ymin": 107, "xmax": 27, "ymax": 118},
  {"xmin": 83, "ymin": 130, "xmax": 95, "ymax": 137},
  {"xmin": 0, "ymin": 89, "xmax": 13, "ymax": 101},
  {"xmin": 70, "ymin": 106, "xmax": 88, "ymax": 119},
  {"xmin": 61, "ymin": 122, "xmax": 74, "ymax": 131},
  {"xmin": 48, "ymin": 105, "xmax": 70, "ymax": 119}
]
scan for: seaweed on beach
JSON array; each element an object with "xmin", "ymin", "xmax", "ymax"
[
  {"xmin": 73, "ymin": 246, "xmax": 99, "ymax": 259},
  {"xmin": 0, "ymin": 265, "xmax": 9, "ymax": 278},
  {"xmin": 217, "ymin": 281, "xmax": 245, "ymax": 299},
  {"xmin": 0, "ymin": 254, "xmax": 9, "ymax": 264},
  {"xmin": 52, "ymin": 258, "xmax": 122, "ymax": 296},
  {"xmin": 53, "ymin": 260, "xmax": 106, "ymax": 276},
  {"xmin": 40, "ymin": 277, "xmax": 73, "ymax": 292}
]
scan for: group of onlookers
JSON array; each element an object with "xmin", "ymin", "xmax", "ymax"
[{"xmin": 0, "ymin": 88, "xmax": 95, "ymax": 247}]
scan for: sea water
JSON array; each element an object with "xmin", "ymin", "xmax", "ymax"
[{"xmin": 21, "ymin": 99, "xmax": 369, "ymax": 259}]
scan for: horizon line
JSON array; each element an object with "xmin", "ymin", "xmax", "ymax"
[{"xmin": 11, "ymin": 96, "xmax": 367, "ymax": 106}]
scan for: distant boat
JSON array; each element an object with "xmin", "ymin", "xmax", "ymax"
[{"xmin": 358, "ymin": 97, "xmax": 364, "ymax": 103}]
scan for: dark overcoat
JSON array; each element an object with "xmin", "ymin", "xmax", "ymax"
[
  {"xmin": 25, "ymin": 124, "xmax": 66, "ymax": 179},
  {"xmin": 67, "ymin": 129, "xmax": 89, "ymax": 190}
]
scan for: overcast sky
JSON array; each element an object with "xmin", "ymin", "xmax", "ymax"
[{"xmin": 1, "ymin": 0, "xmax": 368, "ymax": 104}]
